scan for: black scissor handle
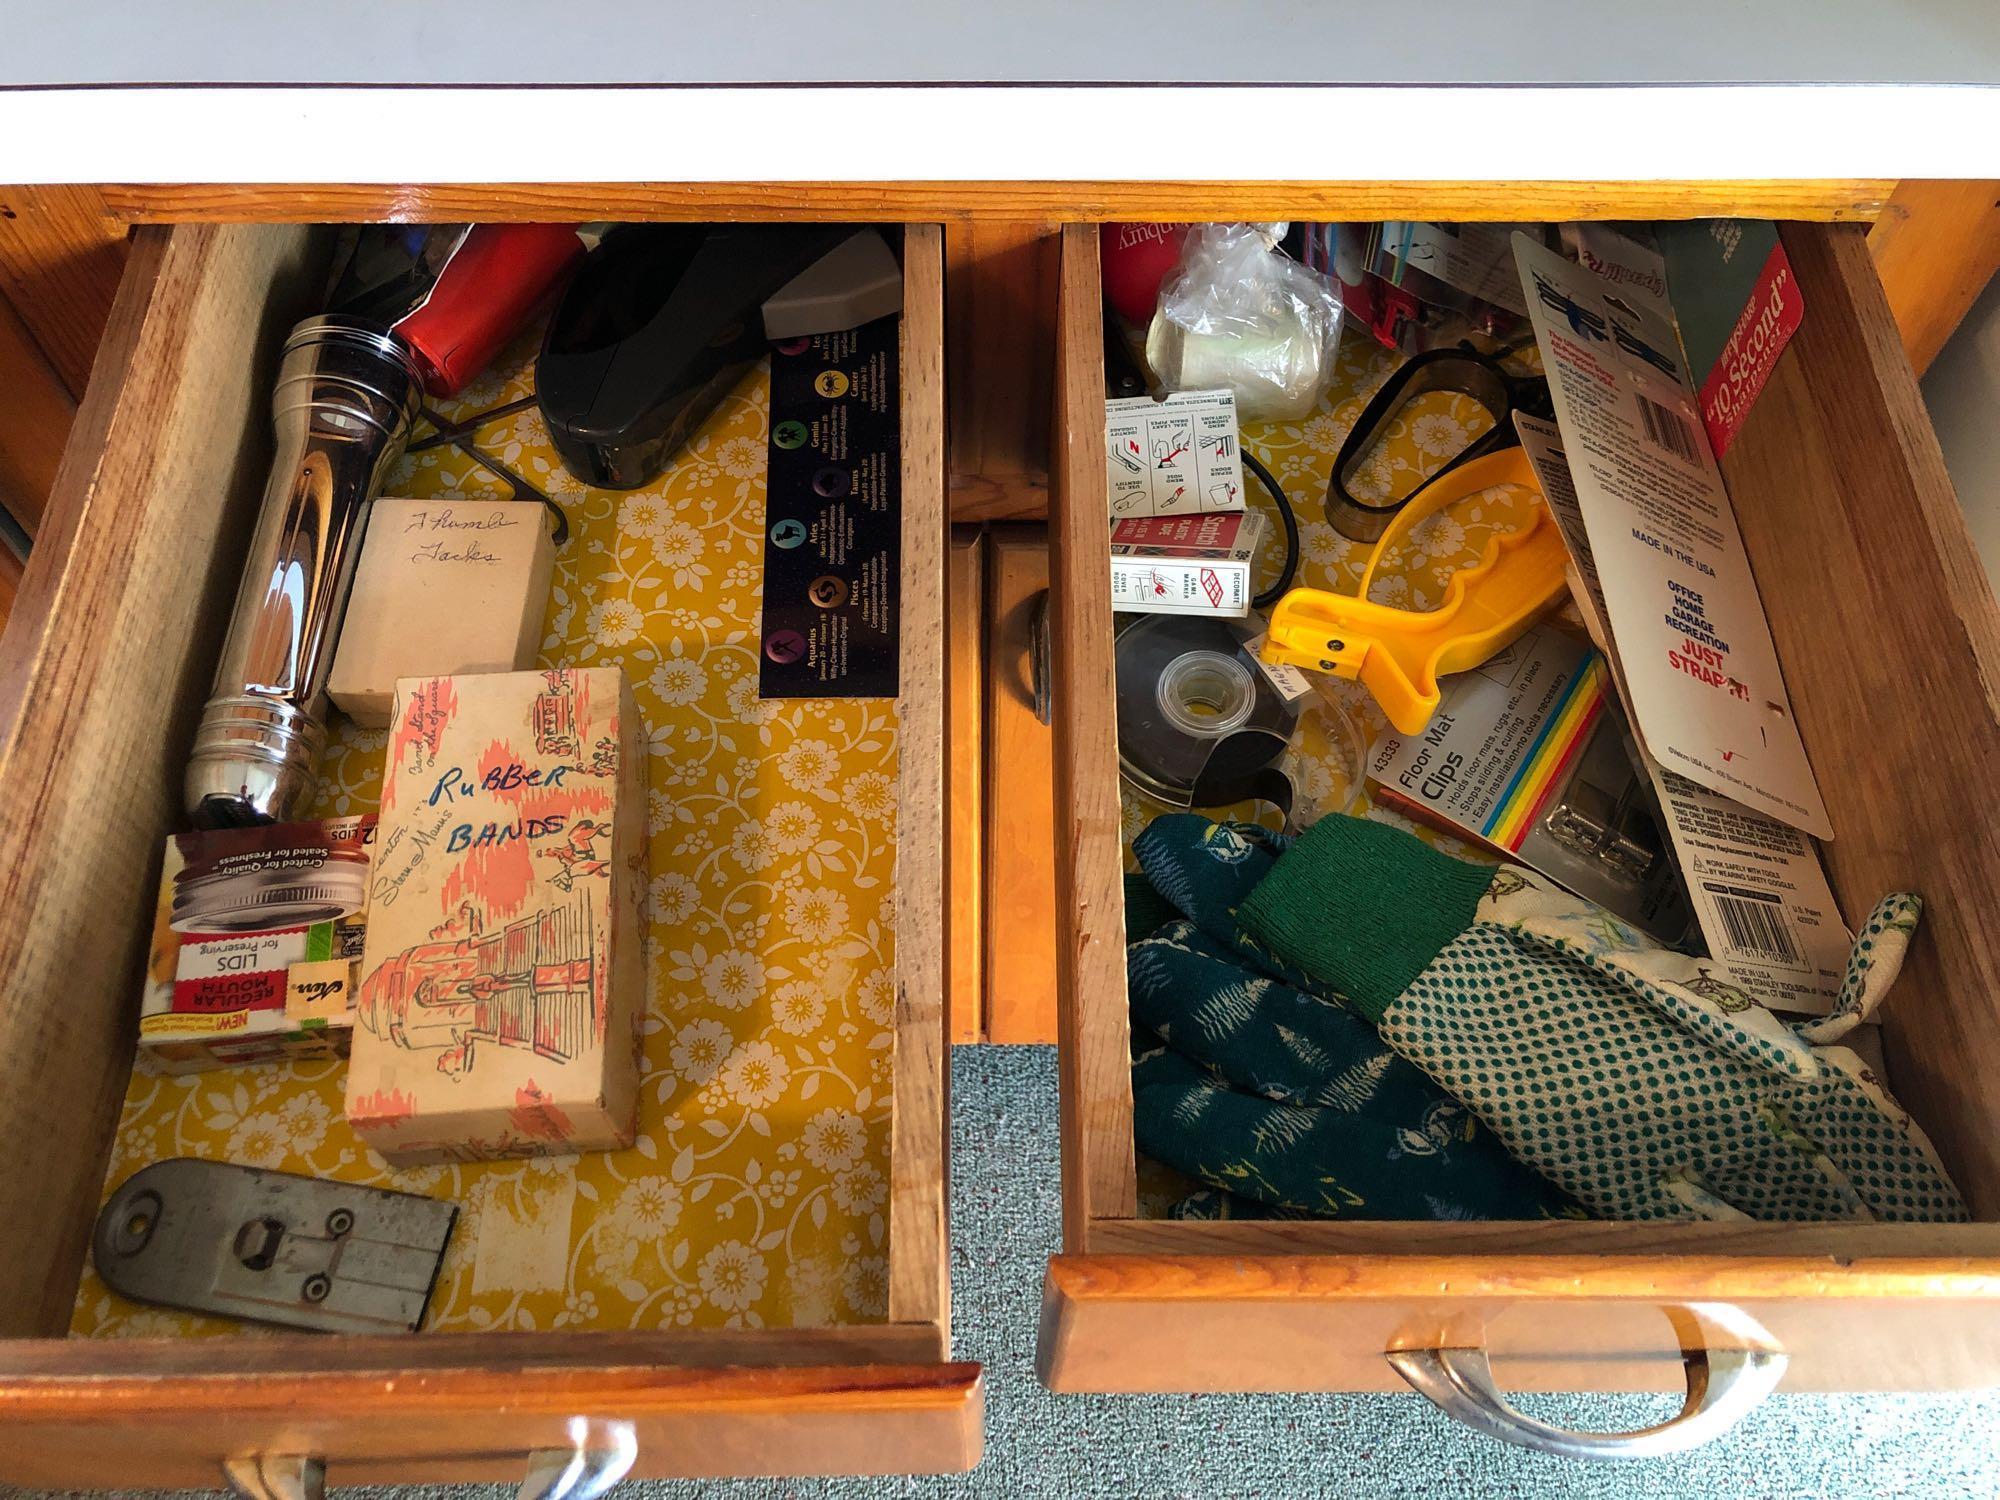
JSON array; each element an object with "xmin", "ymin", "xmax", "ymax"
[{"xmin": 1326, "ymin": 344, "xmax": 1548, "ymax": 544}]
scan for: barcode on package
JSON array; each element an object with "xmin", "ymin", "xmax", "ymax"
[
  {"xmin": 1636, "ymin": 395, "xmax": 1700, "ymax": 464},
  {"xmin": 1706, "ymin": 885, "xmax": 1804, "ymax": 968}
]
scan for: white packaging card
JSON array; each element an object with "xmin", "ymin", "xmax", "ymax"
[
  {"xmin": 1645, "ymin": 766, "xmax": 1850, "ymax": 1015},
  {"xmin": 1566, "ymin": 223, "xmax": 1671, "ymax": 318},
  {"xmin": 1106, "ymin": 389, "xmax": 1245, "ymax": 520},
  {"xmin": 1243, "ymin": 630, "xmax": 1316, "ymax": 702},
  {"xmin": 1515, "ymin": 411, "xmax": 1849, "ymax": 1013},
  {"xmin": 1512, "ymin": 233, "xmax": 1830, "ymax": 838},
  {"xmin": 1515, "ymin": 413, "xmax": 1639, "ymax": 718},
  {"xmin": 1378, "ymin": 222, "xmax": 1532, "ymax": 315}
]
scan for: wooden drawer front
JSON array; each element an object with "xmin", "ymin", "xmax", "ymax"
[
  {"xmin": 1040, "ymin": 1247, "xmax": 2000, "ymax": 1394},
  {"xmin": 0, "ymin": 1341, "xmax": 980, "ymax": 1489},
  {"xmin": 0, "ymin": 221, "xmax": 979, "ymax": 1485},
  {"xmin": 1042, "ymin": 219, "xmax": 2000, "ymax": 1398}
]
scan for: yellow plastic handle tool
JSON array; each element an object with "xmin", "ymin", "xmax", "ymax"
[{"xmin": 1261, "ymin": 446, "xmax": 1569, "ymax": 736}]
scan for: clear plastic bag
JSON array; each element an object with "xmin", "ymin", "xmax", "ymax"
[{"xmin": 1146, "ymin": 223, "xmax": 1345, "ymax": 422}]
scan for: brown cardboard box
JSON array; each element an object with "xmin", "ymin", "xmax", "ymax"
[
  {"xmin": 328, "ymin": 499, "xmax": 556, "ymax": 728},
  {"xmin": 345, "ymin": 668, "xmax": 648, "ymax": 1163}
]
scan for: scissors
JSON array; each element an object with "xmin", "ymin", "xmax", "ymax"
[{"xmin": 1326, "ymin": 341, "xmax": 1554, "ymax": 543}]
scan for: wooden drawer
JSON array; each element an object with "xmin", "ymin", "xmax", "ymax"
[
  {"xmin": 0, "ymin": 222, "xmax": 979, "ymax": 1488},
  {"xmin": 1039, "ymin": 221, "xmax": 2000, "ymax": 1427}
]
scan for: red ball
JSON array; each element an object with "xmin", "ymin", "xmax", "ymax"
[{"xmin": 1100, "ymin": 222, "xmax": 1191, "ymax": 326}]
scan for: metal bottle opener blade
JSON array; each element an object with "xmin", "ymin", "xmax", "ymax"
[{"xmin": 93, "ymin": 1159, "xmax": 456, "ymax": 1335}]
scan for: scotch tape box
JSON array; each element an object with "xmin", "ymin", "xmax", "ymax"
[
  {"xmin": 138, "ymin": 817, "xmax": 374, "ymax": 1074},
  {"xmin": 346, "ymin": 668, "xmax": 648, "ymax": 1164},
  {"xmin": 1109, "ymin": 509, "xmax": 1266, "ymax": 617}
]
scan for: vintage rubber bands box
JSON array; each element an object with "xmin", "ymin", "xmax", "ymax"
[{"xmin": 345, "ymin": 667, "xmax": 647, "ymax": 1164}]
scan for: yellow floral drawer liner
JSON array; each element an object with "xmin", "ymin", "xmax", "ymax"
[{"xmin": 75, "ymin": 329, "xmax": 898, "ymax": 1338}]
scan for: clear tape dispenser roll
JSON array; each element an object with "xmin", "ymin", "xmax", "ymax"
[{"xmin": 1115, "ymin": 614, "xmax": 1302, "ymax": 823}]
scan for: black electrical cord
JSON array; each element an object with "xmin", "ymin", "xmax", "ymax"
[{"xmin": 1244, "ymin": 448, "xmax": 1297, "ymax": 609}]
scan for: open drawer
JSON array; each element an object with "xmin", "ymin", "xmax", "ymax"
[
  {"xmin": 0, "ymin": 221, "xmax": 979, "ymax": 1488},
  {"xmin": 1039, "ymin": 220, "xmax": 2000, "ymax": 1427}
]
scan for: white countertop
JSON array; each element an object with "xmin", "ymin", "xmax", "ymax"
[{"xmin": 5, "ymin": 0, "xmax": 1999, "ymax": 182}]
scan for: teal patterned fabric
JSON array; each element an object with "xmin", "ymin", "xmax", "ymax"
[
  {"xmin": 1240, "ymin": 814, "xmax": 1968, "ymax": 1223},
  {"xmin": 1128, "ymin": 815, "xmax": 1582, "ymax": 1220},
  {"xmin": 1123, "ymin": 871, "xmax": 1179, "ymax": 946}
]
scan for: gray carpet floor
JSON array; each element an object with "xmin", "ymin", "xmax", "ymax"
[{"xmin": 46, "ymin": 1045, "xmax": 2000, "ymax": 1500}]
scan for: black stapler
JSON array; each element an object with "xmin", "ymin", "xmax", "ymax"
[{"xmin": 538, "ymin": 224, "xmax": 884, "ymax": 489}]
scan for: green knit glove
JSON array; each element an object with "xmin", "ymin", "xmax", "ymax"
[{"xmin": 1239, "ymin": 815, "xmax": 1966, "ymax": 1223}]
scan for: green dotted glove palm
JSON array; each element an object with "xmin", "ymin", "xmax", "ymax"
[{"xmin": 1238, "ymin": 815, "xmax": 1965, "ymax": 1222}]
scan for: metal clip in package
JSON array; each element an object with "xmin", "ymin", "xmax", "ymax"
[
  {"xmin": 1365, "ymin": 620, "xmax": 1696, "ymax": 947},
  {"xmin": 93, "ymin": 1159, "xmax": 455, "ymax": 1335},
  {"xmin": 1264, "ymin": 446, "xmax": 1569, "ymax": 736}
]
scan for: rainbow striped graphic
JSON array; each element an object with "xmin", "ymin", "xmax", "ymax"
[{"xmin": 1482, "ymin": 653, "xmax": 1609, "ymax": 851}]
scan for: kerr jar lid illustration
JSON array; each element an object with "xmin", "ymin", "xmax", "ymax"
[{"xmin": 169, "ymin": 825, "xmax": 371, "ymax": 934}]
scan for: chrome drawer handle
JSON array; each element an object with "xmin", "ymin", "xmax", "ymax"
[
  {"xmin": 1387, "ymin": 1341, "xmax": 1787, "ymax": 1460},
  {"xmin": 517, "ymin": 1418, "xmax": 640, "ymax": 1500},
  {"xmin": 1028, "ymin": 588, "xmax": 1053, "ymax": 727},
  {"xmin": 222, "ymin": 1416, "xmax": 639, "ymax": 1499}
]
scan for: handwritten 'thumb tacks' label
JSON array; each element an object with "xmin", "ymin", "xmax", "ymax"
[{"xmin": 401, "ymin": 506, "xmax": 520, "ymax": 566}]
